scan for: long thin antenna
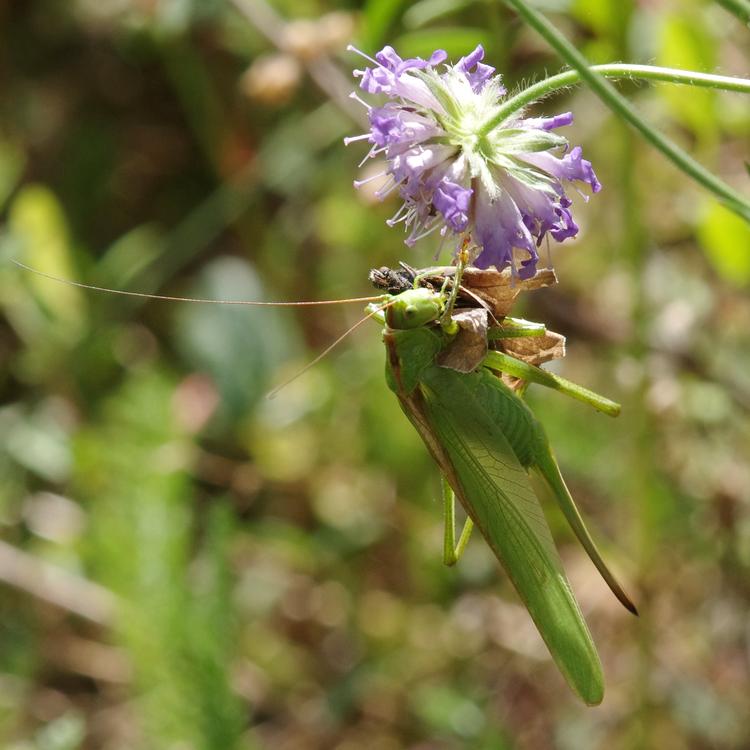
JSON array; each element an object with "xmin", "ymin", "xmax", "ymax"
[
  {"xmin": 12, "ymin": 260, "xmax": 383, "ymax": 307},
  {"xmin": 267, "ymin": 299, "xmax": 395, "ymax": 399}
]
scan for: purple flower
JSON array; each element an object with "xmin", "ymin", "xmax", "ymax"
[{"xmin": 346, "ymin": 44, "xmax": 601, "ymax": 279}]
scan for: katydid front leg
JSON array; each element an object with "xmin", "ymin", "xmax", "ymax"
[
  {"xmin": 442, "ymin": 476, "xmax": 474, "ymax": 566},
  {"xmin": 439, "ymin": 252, "xmax": 468, "ymax": 329},
  {"xmin": 482, "ymin": 349, "xmax": 621, "ymax": 417}
]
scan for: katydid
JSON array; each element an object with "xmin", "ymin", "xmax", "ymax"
[
  {"xmin": 14, "ymin": 258, "xmax": 635, "ymax": 703},
  {"xmin": 371, "ymin": 276, "xmax": 636, "ymax": 706}
]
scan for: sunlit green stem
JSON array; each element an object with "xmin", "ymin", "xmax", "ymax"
[
  {"xmin": 483, "ymin": 350, "xmax": 621, "ymax": 416},
  {"xmin": 440, "ymin": 254, "xmax": 467, "ymax": 327},
  {"xmin": 487, "ymin": 64, "xmax": 750, "ymax": 127},
  {"xmin": 411, "ymin": 265, "xmax": 457, "ymax": 287},
  {"xmin": 496, "ymin": 0, "xmax": 750, "ymax": 223},
  {"xmin": 714, "ymin": 0, "xmax": 750, "ymax": 24},
  {"xmin": 489, "ymin": 317, "xmax": 547, "ymax": 339},
  {"xmin": 442, "ymin": 476, "xmax": 474, "ymax": 566}
]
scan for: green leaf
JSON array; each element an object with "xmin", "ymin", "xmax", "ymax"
[
  {"xmin": 96, "ymin": 223, "xmax": 165, "ymax": 289},
  {"xmin": 570, "ymin": 0, "xmax": 620, "ymax": 35},
  {"xmin": 657, "ymin": 13, "xmax": 717, "ymax": 138},
  {"xmin": 361, "ymin": 0, "xmax": 407, "ymax": 51},
  {"xmin": 393, "ymin": 27, "xmax": 492, "ymax": 60},
  {"xmin": 697, "ymin": 200, "xmax": 750, "ymax": 286},
  {"xmin": 173, "ymin": 256, "xmax": 299, "ymax": 419},
  {"xmin": 403, "ymin": 0, "xmax": 474, "ymax": 29},
  {"xmin": 76, "ymin": 370, "xmax": 243, "ymax": 749},
  {"xmin": 713, "ymin": 0, "xmax": 750, "ymax": 24},
  {"xmin": 7, "ymin": 184, "xmax": 86, "ymax": 336},
  {"xmin": 0, "ymin": 139, "xmax": 25, "ymax": 211}
]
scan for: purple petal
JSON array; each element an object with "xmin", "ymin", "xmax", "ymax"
[
  {"xmin": 389, "ymin": 144, "xmax": 455, "ymax": 185},
  {"xmin": 374, "ymin": 45, "xmax": 447, "ymax": 76},
  {"xmin": 547, "ymin": 197, "xmax": 578, "ymax": 242},
  {"xmin": 456, "ymin": 45, "xmax": 485, "ymax": 72},
  {"xmin": 519, "ymin": 111, "xmax": 574, "ymax": 131},
  {"xmin": 374, "ymin": 46, "xmax": 406, "ymax": 72},
  {"xmin": 502, "ymin": 176, "xmax": 579, "ymax": 246},
  {"xmin": 474, "ymin": 189, "xmax": 538, "ymax": 276},
  {"xmin": 455, "ymin": 44, "xmax": 499, "ymax": 93},
  {"xmin": 368, "ymin": 107, "xmax": 441, "ymax": 148},
  {"xmin": 359, "ymin": 66, "xmax": 394, "ymax": 95},
  {"xmin": 521, "ymin": 146, "xmax": 602, "ymax": 194},
  {"xmin": 358, "ymin": 63, "xmax": 445, "ymax": 113},
  {"xmin": 368, "ymin": 108, "xmax": 402, "ymax": 146},
  {"xmin": 562, "ymin": 146, "xmax": 601, "ymax": 193},
  {"xmin": 428, "ymin": 49, "xmax": 448, "ymax": 66},
  {"xmin": 433, "ymin": 180, "xmax": 472, "ymax": 232}
]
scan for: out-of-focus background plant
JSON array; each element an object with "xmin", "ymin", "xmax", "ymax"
[{"xmin": 0, "ymin": 1, "xmax": 749, "ymax": 748}]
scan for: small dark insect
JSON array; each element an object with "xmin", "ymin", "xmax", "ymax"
[
  {"xmin": 368, "ymin": 262, "xmax": 423, "ymax": 295},
  {"xmin": 369, "ymin": 262, "xmax": 495, "ymax": 317}
]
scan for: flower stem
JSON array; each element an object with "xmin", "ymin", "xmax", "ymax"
[
  {"xmin": 714, "ymin": 0, "xmax": 750, "ymax": 25},
  {"xmin": 495, "ymin": 0, "xmax": 750, "ymax": 223},
  {"xmin": 490, "ymin": 64, "xmax": 750, "ymax": 124}
]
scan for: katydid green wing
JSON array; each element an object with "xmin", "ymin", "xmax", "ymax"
[{"xmin": 418, "ymin": 364, "xmax": 605, "ymax": 705}]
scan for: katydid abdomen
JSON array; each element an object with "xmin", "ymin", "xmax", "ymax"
[
  {"xmin": 444, "ymin": 361, "xmax": 638, "ymax": 617},
  {"xmin": 417, "ymin": 364, "xmax": 604, "ymax": 705}
]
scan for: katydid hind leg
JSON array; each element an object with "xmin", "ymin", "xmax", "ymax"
[
  {"xmin": 482, "ymin": 350, "xmax": 621, "ymax": 417},
  {"xmin": 532, "ymin": 445, "xmax": 638, "ymax": 616}
]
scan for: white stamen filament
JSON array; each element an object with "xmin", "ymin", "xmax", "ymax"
[
  {"xmin": 348, "ymin": 91, "xmax": 371, "ymax": 110},
  {"xmin": 353, "ymin": 171, "xmax": 386, "ymax": 189},
  {"xmin": 406, "ymin": 218, "xmax": 442, "ymax": 246},
  {"xmin": 343, "ymin": 133, "xmax": 371, "ymax": 146},
  {"xmin": 374, "ymin": 178, "xmax": 400, "ymax": 200},
  {"xmin": 386, "ymin": 203, "xmax": 410, "ymax": 226},
  {"xmin": 358, "ymin": 146, "xmax": 384, "ymax": 168},
  {"xmin": 346, "ymin": 44, "xmax": 378, "ymax": 66}
]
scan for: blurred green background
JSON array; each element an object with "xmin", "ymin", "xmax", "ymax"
[{"xmin": 0, "ymin": 0, "xmax": 749, "ymax": 748}]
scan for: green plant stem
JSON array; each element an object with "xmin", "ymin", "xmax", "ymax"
[
  {"xmin": 488, "ymin": 64, "xmax": 750, "ymax": 124},
  {"xmin": 714, "ymin": 0, "xmax": 750, "ymax": 24},
  {"xmin": 497, "ymin": 0, "xmax": 750, "ymax": 223}
]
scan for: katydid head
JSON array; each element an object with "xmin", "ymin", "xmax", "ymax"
[{"xmin": 385, "ymin": 288, "xmax": 444, "ymax": 330}]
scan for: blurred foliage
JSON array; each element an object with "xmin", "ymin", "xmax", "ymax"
[{"xmin": 0, "ymin": 0, "xmax": 749, "ymax": 748}]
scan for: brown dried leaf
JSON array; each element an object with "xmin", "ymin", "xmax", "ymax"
[
  {"xmin": 496, "ymin": 330, "xmax": 566, "ymax": 393},
  {"xmin": 437, "ymin": 308, "xmax": 489, "ymax": 373},
  {"xmin": 461, "ymin": 267, "xmax": 558, "ymax": 318},
  {"xmin": 502, "ymin": 331, "xmax": 566, "ymax": 367}
]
